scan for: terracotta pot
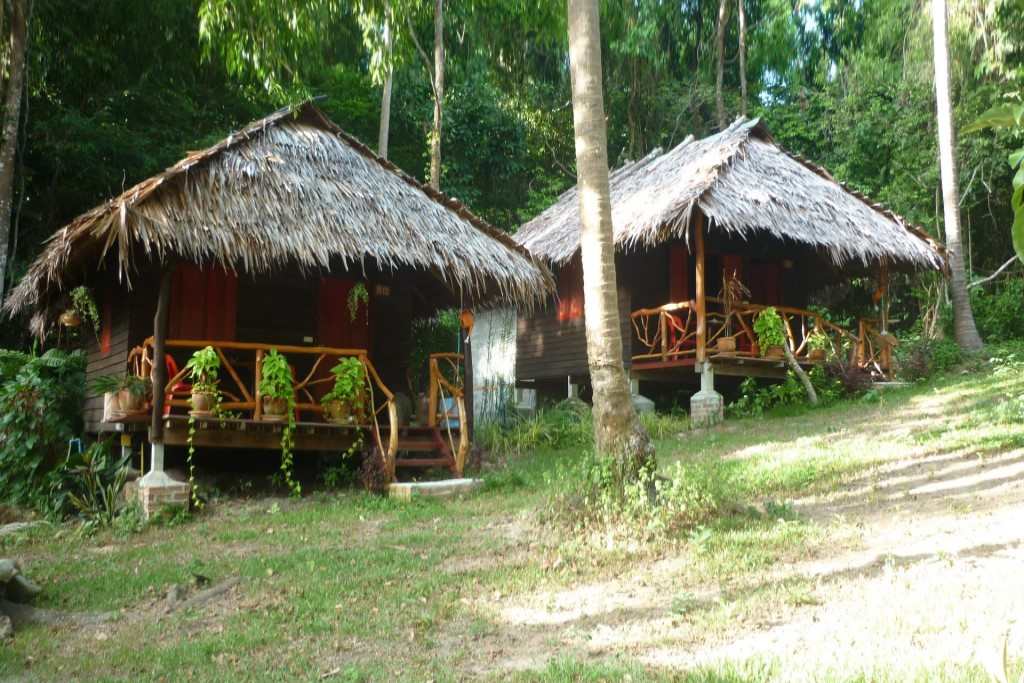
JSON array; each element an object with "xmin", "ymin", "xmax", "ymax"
[
  {"xmin": 765, "ymin": 345, "xmax": 786, "ymax": 360},
  {"xmin": 716, "ymin": 337, "xmax": 737, "ymax": 353},
  {"xmin": 118, "ymin": 388, "xmax": 145, "ymax": 413},
  {"xmin": 190, "ymin": 391, "xmax": 216, "ymax": 417},
  {"xmin": 59, "ymin": 309, "xmax": 81, "ymax": 328},
  {"xmin": 808, "ymin": 348, "xmax": 827, "ymax": 362},
  {"xmin": 261, "ymin": 395, "xmax": 289, "ymax": 421},
  {"xmin": 323, "ymin": 399, "xmax": 354, "ymax": 425}
]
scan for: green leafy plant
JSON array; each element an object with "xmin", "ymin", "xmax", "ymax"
[
  {"xmin": 964, "ymin": 101, "xmax": 1024, "ymax": 263},
  {"xmin": 185, "ymin": 345, "xmax": 220, "ymax": 394},
  {"xmin": 347, "ymin": 282, "xmax": 369, "ymax": 322},
  {"xmin": 806, "ymin": 329, "xmax": 830, "ymax": 353},
  {"xmin": 753, "ymin": 307, "xmax": 786, "ymax": 354},
  {"xmin": 0, "ymin": 349, "xmax": 86, "ymax": 513},
  {"xmin": 322, "ymin": 357, "xmax": 366, "ymax": 410},
  {"xmin": 89, "ymin": 373, "xmax": 152, "ymax": 398},
  {"xmin": 259, "ymin": 349, "xmax": 300, "ymax": 497},
  {"xmin": 56, "ymin": 440, "xmax": 130, "ymax": 531},
  {"xmin": 69, "ymin": 286, "xmax": 101, "ymax": 337}
]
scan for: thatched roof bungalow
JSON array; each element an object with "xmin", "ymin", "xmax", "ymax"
[
  {"xmin": 5, "ymin": 102, "xmax": 553, "ymax": 498},
  {"xmin": 512, "ymin": 118, "xmax": 945, "ymax": 419}
]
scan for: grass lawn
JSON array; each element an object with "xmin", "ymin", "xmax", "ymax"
[{"xmin": 1, "ymin": 349, "xmax": 1023, "ymax": 682}]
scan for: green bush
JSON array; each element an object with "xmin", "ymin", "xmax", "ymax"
[
  {"xmin": 728, "ymin": 367, "xmax": 843, "ymax": 417},
  {"xmin": 0, "ymin": 348, "xmax": 86, "ymax": 511},
  {"xmin": 970, "ymin": 278, "xmax": 1024, "ymax": 341},
  {"xmin": 54, "ymin": 439, "xmax": 130, "ymax": 530},
  {"xmin": 895, "ymin": 335, "xmax": 964, "ymax": 381},
  {"xmin": 476, "ymin": 400, "xmax": 593, "ymax": 458}
]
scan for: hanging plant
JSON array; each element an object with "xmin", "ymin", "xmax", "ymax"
[
  {"xmin": 63, "ymin": 286, "xmax": 101, "ymax": 340},
  {"xmin": 258, "ymin": 349, "xmax": 300, "ymax": 497},
  {"xmin": 184, "ymin": 346, "xmax": 222, "ymax": 509},
  {"xmin": 347, "ymin": 282, "xmax": 369, "ymax": 323}
]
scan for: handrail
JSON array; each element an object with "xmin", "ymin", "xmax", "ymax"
[
  {"xmin": 128, "ymin": 338, "xmax": 399, "ymax": 463},
  {"xmin": 630, "ymin": 297, "xmax": 895, "ymax": 376},
  {"xmin": 427, "ymin": 353, "xmax": 470, "ymax": 476}
]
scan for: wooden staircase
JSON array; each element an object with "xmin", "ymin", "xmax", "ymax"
[{"xmin": 392, "ymin": 426, "xmax": 459, "ymax": 474}]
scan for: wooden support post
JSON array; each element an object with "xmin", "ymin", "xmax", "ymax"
[
  {"xmin": 254, "ymin": 349, "xmax": 264, "ymax": 420},
  {"xmin": 695, "ymin": 212, "xmax": 707, "ymax": 364},
  {"xmin": 149, "ymin": 266, "xmax": 175, "ymax": 446}
]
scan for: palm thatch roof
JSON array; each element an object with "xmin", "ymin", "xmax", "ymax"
[
  {"xmin": 5, "ymin": 101, "xmax": 553, "ymax": 336},
  {"xmin": 515, "ymin": 118, "xmax": 945, "ymax": 270}
]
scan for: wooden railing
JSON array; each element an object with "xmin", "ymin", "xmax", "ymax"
[
  {"xmin": 631, "ymin": 298, "xmax": 895, "ymax": 376},
  {"xmin": 427, "ymin": 352, "xmax": 470, "ymax": 476},
  {"xmin": 128, "ymin": 339, "xmax": 399, "ymax": 462}
]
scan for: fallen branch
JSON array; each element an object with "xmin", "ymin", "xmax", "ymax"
[
  {"xmin": 164, "ymin": 577, "xmax": 241, "ymax": 614},
  {"xmin": 783, "ymin": 345, "xmax": 818, "ymax": 405},
  {"xmin": 969, "ymin": 256, "xmax": 1020, "ymax": 289}
]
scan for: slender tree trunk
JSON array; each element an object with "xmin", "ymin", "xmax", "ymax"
[
  {"xmin": 566, "ymin": 0, "xmax": 654, "ymax": 479},
  {"xmin": 737, "ymin": 0, "xmax": 747, "ymax": 117},
  {"xmin": 0, "ymin": 0, "xmax": 29, "ymax": 299},
  {"xmin": 714, "ymin": 0, "xmax": 730, "ymax": 130},
  {"xmin": 429, "ymin": 0, "xmax": 444, "ymax": 190},
  {"xmin": 783, "ymin": 345, "xmax": 818, "ymax": 405},
  {"xmin": 931, "ymin": 0, "xmax": 983, "ymax": 351},
  {"xmin": 377, "ymin": 6, "xmax": 393, "ymax": 159}
]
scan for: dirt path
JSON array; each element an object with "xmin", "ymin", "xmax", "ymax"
[{"xmin": 449, "ymin": 389, "xmax": 1024, "ymax": 679}]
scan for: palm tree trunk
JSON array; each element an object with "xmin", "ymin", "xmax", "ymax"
[
  {"xmin": 566, "ymin": 0, "xmax": 654, "ymax": 479},
  {"xmin": 931, "ymin": 0, "xmax": 983, "ymax": 351},
  {"xmin": 714, "ymin": 0, "xmax": 730, "ymax": 130},
  {"xmin": 377, "ymin": 6, "xmax": 393, "ymax": 160},
  {"xmin": 737, "ymin": 0, "xmax": 747, "ymax": 117},
  {"xmin": 429, "ymin": 0, "xmax": 444, "ymax": 190},
  {"xmin": 0, "ymin": 0, "xmax": 29, "ymax": 299}
]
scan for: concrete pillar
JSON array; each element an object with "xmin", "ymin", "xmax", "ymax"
[
  {"xmin": 690, "ymin": 363, "xmax": 724, "ymax": 427},
  {"xmin": 137, "ymin": 443, "xmax": 190, "ymax": 518}
]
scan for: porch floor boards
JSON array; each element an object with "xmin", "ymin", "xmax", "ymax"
[{"xmin": 631, "ymin": 352, "xmax": 824, "ymax": 381}]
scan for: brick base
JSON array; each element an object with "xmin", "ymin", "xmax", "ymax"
[
  {"xmin": 126, "ymin": 480, "xmax": 191, "ymax": 518},
  {"xmin": 690, "ymin": 391, "xmax": 724, "ymax": 427}
]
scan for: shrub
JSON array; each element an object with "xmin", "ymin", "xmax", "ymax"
[
  {"xmin": 54, "ymin": 440, "xmax": 130, "ymax": 530},
  {"xmin": 0, "ymin": 349, "xmax": 86, "ymax": 511},
  {"xmin": 476, "ymin": 400, "xmax": 593, "ymax": 458},
  {"xmin": 969, "ymin": 277, "xmax": 1024, "ymax": 341},
  {"xmin": 728, "ymin": 367, "xmax": 843, "ymax": 417},
  {"xmin": 895, "ymin": 335, "xmax": 964, "ymax": 381}
]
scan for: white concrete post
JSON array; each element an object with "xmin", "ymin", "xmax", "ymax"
[{"xmin": 690, "ymin": 363, "xmax": 724, "ymax": 427}]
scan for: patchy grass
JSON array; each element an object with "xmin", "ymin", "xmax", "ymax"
[{"xmin": 2, "ymin": 347, "xmax": 1023, "ymax": 681}]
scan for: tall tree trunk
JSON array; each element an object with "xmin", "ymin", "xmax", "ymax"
[
  {"xmin": 931, "ymin": 0, "xmax": 983, "ymax": 351},
  {"xmin": 377, "ymin": 6, "xmax": 393, "ymax": 159},
  {"xmin": 737, "ymin": 0, "xmax": 747, "ymax": 117},
  {"xmin": 566, "ymin": 0, "xmax": 654, "ymax": 480},
  {"xmin": 429, "ymin": 0, "xmax": 444, "ymax": 190},
  {"xmin": 714, "ymin": 0, "xmax": 730, "ymax": 130},
  {"xmin": 0, "ymin": 0, "xmax": 28, "ymax": 299}
]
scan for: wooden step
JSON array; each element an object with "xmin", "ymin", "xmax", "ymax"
[
  {"xmin": 395, "ymin": 457, "xmax": 452, "ymax": 469},
  {"xmin": 395, "ymin": 438, "xmax": 441, "ymax": 452}
]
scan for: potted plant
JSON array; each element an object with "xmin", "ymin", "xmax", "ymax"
[
  {"xmin": 91, "ymin": 373, "xmax": 152, "ymax": 415},
  {"xmin": 347, "ymin": 282, "xmax": 369, "ymax": 322},
  {"xmin": 185, "ymin": 346, "xmax": 220, "ymax": 417},
  {"xmin": 259, "ymin": 349, "xmax": 293, "ymax": 421},
  {"xmin": 717, "ymin": 335, "xmax": 737, "ymax": 353},
  {"xmin": 753, "ymin": 307, "xmax": 787, "ymax": 360},
  {"xmin": 321, "ymin": 357, "xmax": 367, "ymax": 424},
  {"xmin": 718, "ymin": 270, "xmax": 750, "ymax": 354},
  {"xmin": 61, "ymin": 286, "xmax": 100, "ymax": 334},
  {"xmin": 807, "ymin": 329, "xmax": 830, "ymax": 362}
]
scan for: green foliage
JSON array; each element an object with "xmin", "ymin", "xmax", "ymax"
[
  {"xmin": 895, "ymin": 335, "xmax": 964, "ymax": 381},
  {"xmin": 258, "ymin": 349, "xmax": 292, "ymax": 400},
  {"xmin": 965, "ymin": 100, "xmax": 1024, "ymax": 263},
  {"xmin": 259, "ymin": 349, "xmax": 300, "ymax": 497},
  {"xmin": 89, "ymin": 373, "xmax": 151, "ymax": 398},
  {"xmin": 729, "ymin": 368, "xmax": 844, "ymax": 418},
  {"xmin": 185, "ymin": 346, "xmax": 220, "ymax": 393},
  {"xmin": 970, "ymin": 278, "xmax": 1024, "ymax": 340},
  {"xmin": 347, "ymin": 282, "xmax": 369, "ymax": 323},
  {"xmin": 69, "ymin": 286, "xmax": 100, "ymax": 336},
  {"xmin": 55, "ymin": 440, "xmax": 130, "ymax": 531},
  {"xmin": 322, "ymin": 357, "xmax": 367, "ymax": 409},
  {"xmin": 806, "ymin": 329, "xmax": 830, "ymax": 353},
  {"xmin": 753, "ymin": 307, "xmax": 786, "ymax": 352},
  {"xmin": 0, "ymin": 349, "xmax": 86, "ymax": 511},
  {"xmin": 476, "ymin": 400, "xmax": 593, "ymax": 458}
]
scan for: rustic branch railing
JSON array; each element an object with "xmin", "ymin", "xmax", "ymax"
[
  {"xmin": 127, "ymin": 339, "xmax": 399, "ymax": 463},
  {"xmin": 427, "ymin": 352, "xmax": 470, "ymax": 476},
  {"xmin": 630, "ymin": 298, "xmax": 895, "ymax": 375}
]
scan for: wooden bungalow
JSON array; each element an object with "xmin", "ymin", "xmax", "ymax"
[
  {"xmin": 513, "ymin": 118, "xmax": 945, "ymax": 422},
  {"xmin": 4, "ymin": 102, "xmax": 552, "ymax": 509}
]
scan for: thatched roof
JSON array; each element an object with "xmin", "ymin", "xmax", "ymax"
[
  {"xmin": 515, "ymin": 118, "xmax": 945, "ymax": 270},
  {"xmin": 6, "ymin": 101, "xmax": 553, "ymax": 335}
]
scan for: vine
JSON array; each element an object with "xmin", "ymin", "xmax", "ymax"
[
  {"xmin": 347, "ymin": 282, "xmax": 369, "ymax": 322},
  {"xmin": 259, "ymin": 349, "xmax": 301, "ymax": 497}
]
